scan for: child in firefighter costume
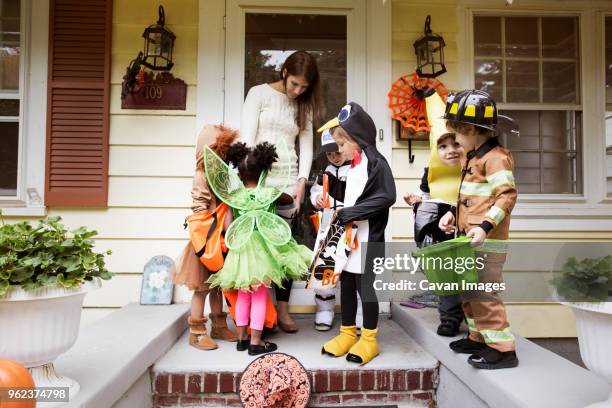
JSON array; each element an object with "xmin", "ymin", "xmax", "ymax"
[
  {"xmin": 404, "ymin": 92, "xmax": 465, "ymax": 337},
  {"xmin": 172, "ymin": 125, "xmax": 239, "ymax": 350},
  {"xmin": 439, "ymin": 89, "xmax": 519, "ymax": 369},
  {"xmin": 205, "ymin": 141, "xmax": 311, "ymax": 355},
  {"xmin": 319, "ymin": 102, "xmax": 396, "ymax": 365},
  {"xmin": 309, "ymin": 129, "xmax": 363, "ymax": 331}
]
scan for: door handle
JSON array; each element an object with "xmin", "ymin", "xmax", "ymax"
[{"xmin": 379, "ymin": 129, "xmax": 384, "ymax": 141}]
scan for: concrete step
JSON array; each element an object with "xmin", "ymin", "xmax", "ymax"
[
  {"xmin": 391, "ymin": 302, "xmax": 612, "ymax": 408},
  {"xmin": 152, "ymin": 316, "xmax": 438, "ymax": 407}
]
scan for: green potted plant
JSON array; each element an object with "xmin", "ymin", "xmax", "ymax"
[
  {"xmin": 552, "ymin": 255, "xmax": 612, "ymax": 408},
  {"xmin": 551, "ymin": 255, "xmax": 612, "ymax": 302},
  {"xmin": 0, "ymin": 213, "xmax": 113, "ymax": 402}
]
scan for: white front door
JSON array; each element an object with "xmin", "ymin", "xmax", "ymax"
[{"xmin": 197, "ymin": 0, "xmax": 392, "ymax": 309}]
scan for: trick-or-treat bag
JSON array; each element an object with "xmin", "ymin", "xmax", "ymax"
[{"xmin": 306, "ymin": 216, "xmax": 358, "ymax": 291}]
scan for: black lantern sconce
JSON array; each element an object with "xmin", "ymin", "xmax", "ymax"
[
  {"xmin": 142, "ymin": 6, "xmax": 175, "ymax": 71},
  {"xmin": 413, "ymin": 16, "xmax": 446, "ymax": 78}
]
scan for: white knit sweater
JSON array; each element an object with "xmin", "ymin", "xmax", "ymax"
[{"xmin": 241, "ymin": 83, "xmax": 313, "ymax": 191}]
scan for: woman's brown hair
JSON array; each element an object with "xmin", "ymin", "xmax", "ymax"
[{"xmin": 279, "ymin": 50, "xmax": 323, "ymax": 130}]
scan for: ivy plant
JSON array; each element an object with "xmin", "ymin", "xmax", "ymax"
[
  {"xmin": 0, "ymin": 212, "xmax": 112, "ymax": 296},
  {"xmin": 551, "ymin": 255, "xmax": 612, "ymax": 302}
]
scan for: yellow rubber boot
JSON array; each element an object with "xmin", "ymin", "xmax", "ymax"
[
  {"xmin": 346, "ymin": 327, "xmax": 379, "ymax": 365},
  {"xmin": 322, "ymin": 325, "xmax": 357, "ymax": 357}
]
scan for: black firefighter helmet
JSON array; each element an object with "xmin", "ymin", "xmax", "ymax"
[{"xmin": 443, "ymin": 89, "xmax": 498, "ymax": 131}]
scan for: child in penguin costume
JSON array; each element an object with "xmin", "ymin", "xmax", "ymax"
[{"xmin": 318, "ymin": 102, "xmax": 396, "ymax": 365}]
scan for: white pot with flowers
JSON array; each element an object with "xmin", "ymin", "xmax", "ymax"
[
  {"xmin": 0, "ymin": 214, "xmax": 113, "ymax": 404},
  {"xmin": 552, "ymin": 255, "xmax": 612, "ymax": 407}
]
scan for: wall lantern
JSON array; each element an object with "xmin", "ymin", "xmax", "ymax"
[
  {"xmin": 141, "ymin": 6, "xmax": 175, "ymax": 71},
  {"xmin": 413, "ymin": 15, "xmax": 446, "ymax": 78}
]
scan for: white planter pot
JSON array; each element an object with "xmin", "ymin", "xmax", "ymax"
[
  {"xmin": 567, "ymin": 301, "xmax": 612, "ymax": 408},
  {"xmin": 0, "ymin": 279, "xmax": 101, "ymax": 405}
]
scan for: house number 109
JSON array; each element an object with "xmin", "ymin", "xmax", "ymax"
[{"xmin": 143, "ymin": 86, "xmax": 163, "ymax": 99}]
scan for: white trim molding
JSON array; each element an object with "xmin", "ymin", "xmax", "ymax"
[{"xmin": 0, "ymin": 0, "xmax": 48, "ymax": 217}]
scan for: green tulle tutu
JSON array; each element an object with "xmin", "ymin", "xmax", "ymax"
[{"xmin": 207, "ymin": 230, "xmax": 311, "ymax": 292}]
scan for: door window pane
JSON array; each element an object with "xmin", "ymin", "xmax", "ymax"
[
  {"xmin": 504, "ymin": 110, "xmax": 581, "ymax": 194},
  {"xmin": 0, "ymin": 0, "xmax": 20, "ymax": 91},
  {"xmin": 506, "ymin": 61, "xmax": 539, "ymax": 103},
  {"xmin": 244, "ymin": 13, "xmax": 347, "ymax": 247},
  {"xmin": 543, "ymin": 62, "xmax": 577, "ymax": 103},
  {"xmin": 542, "ymin": 17, "xmax": 577, "ymax": 59},
  {"xmin": 474, "ymin": 17, "xmax": 501, "ymax": 57},
  {"xmin": 474, "ymin": 59, "xmax": 502, "ymax": 101},
  {"xmin": 505, "ymin": 17, "xmax": 538, "ymax": 58},
  {"xmin": 0, "ymin": 122, "xmax": 18, "ymax": 196}
]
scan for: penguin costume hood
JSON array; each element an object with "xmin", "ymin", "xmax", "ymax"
[{"xmin": 318, "ymin": 102, "xmax": 396, "ymax": 249}]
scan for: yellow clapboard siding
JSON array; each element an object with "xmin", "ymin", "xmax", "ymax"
[
  {"xmin": 392, "ymin": 3, "xmax": 458, "ymax": 33},
  {"xmin": 48, "ymin": 208, "xmax": 189, "ymax": 239},
  {"xmin": 392, "ymin": 62, "xmax": 461, "ymax": 90},
  {"xmin": 394, "ymin": 179, "xmax": 422, "ymax": 208},
  {"xmin": 95, "ymin": 239, "xmax": 188, "ymax": 274},
  {"xmin": 109, "ymin": 146, "xmax": 194, "ymax": 177},
  {"xmin": 392, "ymin": 148, "xmax": 430, "ymax": 177},
  {"xmin": 84, "ymin": 274, "xmax": 142, "ymax": 307},
  {"xmin": 110, "ymin": 85, "xmax": 197, "ymax": 115},
  {"xmin": 108, "ymin": 176, "xmax": 192, "ymax": 208},
  {"xmin": 393, "ymin": 38, "xmax": 459, "ymax": 63},
  {"xmin": 112, "ymin": 24, "xmax": 198, "ymax": 57},
  {"xmin": 113, "ymin": 0, "xmax": 198, "ymax": 25},
  {"xmin": 506, "ymin": 304, "xmax": 576, "ymax": 338},
  {"xmin": 391, "ymin": 207, "xmax": 612, "ymax": 239},
  {"xmin": 392, "ymin": 136, "xmax": 432, "ymax": 150},
  {"xmin": 111, "ymin": 52, "xmax": 198, "ymax": 85},
  {"xmin": 109, "ymin": 115, "xmax": 197, "ymax": 146}
]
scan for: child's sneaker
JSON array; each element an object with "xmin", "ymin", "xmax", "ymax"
[
  {"xmin": 449, "ymin": 337, "xmax": 486, "ymax": 354},
  {"xmin": 314, "ymin": 294, "xmax": 336, "ymax": 331},
  {"xmin": 468, "ymin": 347, "xmax": 519, "ymax": 370},
  {"xmin": 437, "ymin": 320, "xmax": 460, "ymax": 337}
]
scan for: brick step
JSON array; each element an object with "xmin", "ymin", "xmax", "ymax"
[
  {"xmin": 152, "ymin": 317, "xmax": 438, "ymax": 407},
  {"xmin": 153, "ymin": 368, "xmax": 436, "ymax": 407}
]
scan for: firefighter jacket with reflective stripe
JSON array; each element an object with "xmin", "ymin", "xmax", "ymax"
[{"xmin": 457, "ymin": 137, "xmax": 517, "ymax": 240}]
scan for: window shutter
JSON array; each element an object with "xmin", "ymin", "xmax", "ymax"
[{"xmin": 45, "ymin": 0, "xmax": 112, "ymax": 207}]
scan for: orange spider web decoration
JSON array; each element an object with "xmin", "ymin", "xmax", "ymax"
[{"xmin": 388, "ymin": 71, "xmax": 449, "ymax": 133}]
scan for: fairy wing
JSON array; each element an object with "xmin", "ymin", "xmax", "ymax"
[
  {"xmin": 203, "ymin": 145, "xmax": 251, "ymax": 210},
  {"xmin": 224, "ymin": 212, "xmax": 256, "ymax": 250},
  {"xmin": 255, "ymin": 210, "xmax": 292, "ymax": 246}
]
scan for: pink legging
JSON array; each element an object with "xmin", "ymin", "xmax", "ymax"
[{"xmin": 235, "ymin": 285, "xmax": 268, "ymax": 331}]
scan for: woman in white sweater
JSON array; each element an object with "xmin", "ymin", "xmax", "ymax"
[{"xmin": 241, "ymin": 50, "xmax": 322, "ymax": 333}]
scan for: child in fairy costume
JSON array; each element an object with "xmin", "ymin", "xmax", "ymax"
[{"xmin": 205, "ymin": 140, "xmax": 311, "ymax": 356}]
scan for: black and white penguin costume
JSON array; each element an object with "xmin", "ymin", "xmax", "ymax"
[{"xmin": 319, "ymin": 102, "xmax": 396, "ymax": 365}]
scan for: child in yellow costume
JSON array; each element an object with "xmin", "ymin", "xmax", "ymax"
[{"xmin": 403, "ymin": 91, "xmax": 465, "ymax": 337}]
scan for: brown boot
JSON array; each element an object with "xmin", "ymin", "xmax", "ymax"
[
  {"xmin": 188, "ymin": 316, "xmax": 218, "ymax": 350},
  {"xmin": 209, "ymin": 312, "xmax": 239, "ymax": 342}
]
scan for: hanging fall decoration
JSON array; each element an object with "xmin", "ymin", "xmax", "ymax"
[{"xmin": 388, "ymin": 71, "xmax": 449, "ymax": 133}]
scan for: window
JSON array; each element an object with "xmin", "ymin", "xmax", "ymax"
[
  {"xmin": 605, "ymin": 16, "xmax": 612, "ymax": 196},
  {"xmin": 473, "ymin": 15, "xmax": 582, "ymax": 194},
  {"xmin": 0, "ymin": 0, "xmax": 21, "ymax": 197}
]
